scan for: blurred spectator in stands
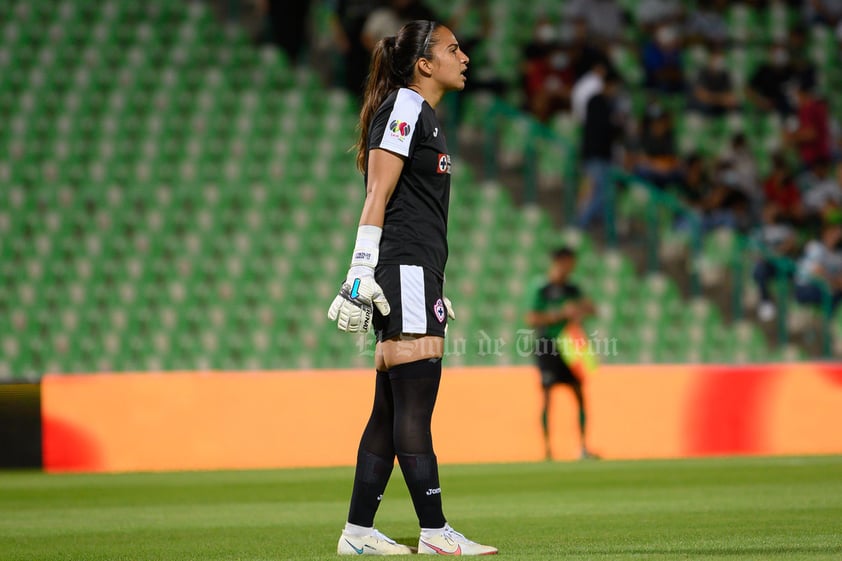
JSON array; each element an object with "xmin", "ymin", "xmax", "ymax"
[
  {"xmin": 676, "ymin": 159, "xmax": 752, "ymax": 233},
  {"xmin": 763, "ymin": 152, "xmax": 804, "ymax": 224},
  {"xmin": 568, "ymin": 18, "xmax": 612, "ymax": 81},
  {"xmin": 636, "ymin": 0, "xmax": 683, "ymax": 34},
  {"xmin": 634, "ymin": 102, "xmax": 682, "ymax": 188},
  {"xmin": 523, "ymin": 20, "xmax": 574, "ymax": 122},
  {"xmin": 805, "ymin": 0, "xmax": 842, "ymax": 26},
  {"xmin": 788, "ymin": 23, "xmax": 818, "ymax": 91},
  {"xmin": 361, "ymin": 0, "xmax": 438, "ymax": 52},
  {"xmin": 329, "ymin": 0, "xmax": 381, "ymax": 98},
  {"xmin": 684, "ymin": 0, "xmax": 729, "ymax": 46},
  {"xmin": 676, "ymin": 153, "xmax": 712, "ymax": 210},
  {"xmin": 565, "ymin": 0, "xmax": 627, "ymax": 45},
  {"xmin": 752, "ymin": 212, "xmax": 800, "ymax": 322},
  {"xmin": 720, "ymin": 133, "xmax": 761, "ymax": 211},
  {"xmin": 801, "ymin": 159, "xmax": 842, "ymax": 220},
  {"xmin": 524, "ymin": 20, "xmax": 558, "ymax": 68},
  {"xmin": 525, "ymin": 49, "xmax": 574, "ymax": 122},
  {"xmin": 703, "ymin": 163, "xmax": 754, "ymax": 232},
  {"xmin": 753, "ymin": 153, "xmax": 805, "ymax": 321},
  {"xmin": 571, "ymin": 61, "xmax": 609, "ymax": 124},
  {"xmin": 689, "ymin": 46, "xmax": 739, "ymax": 117},
  {"xmin": 642, "ymin": 24, "xmax": 685, "ymax": 93},
  {"xmin": 784, "ymin": 77, "xmax": 831, "ymax": 172},
  {"xmin": 577, "ymin": 71, "xmax": 625, "ymax": 228},
  {"xmin": 794, "ymin": 222, "xmax": 842, "ymax": 313},
  {"xmin": 672, "ymin": 153, "xmax": 715, "ymax": 232},
  {"xmin": 262, "ymin": 0, "xmax": 311, "ymax": 64},
  {"xmin": 747, "ymin": 42, "xmax": 796, "ymax": 117}
]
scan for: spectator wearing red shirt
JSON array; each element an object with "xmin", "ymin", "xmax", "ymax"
[
  {"xmin": 784, "ymin": 79, "xmax": 831, "ymax": 171},
  {"xmin": 523, "ymin": 22, "xmax": 575, "ymax": 122},
  {"xmin": 763, "ymin": 152, "xmax": 804, "ymax": 223}
]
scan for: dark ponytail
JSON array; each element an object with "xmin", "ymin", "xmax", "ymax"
[{"xmin": 356, "ymin": 21, "xmax": 438, "ymax": 174}]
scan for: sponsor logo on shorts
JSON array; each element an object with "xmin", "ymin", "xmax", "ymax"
[
  {"xmin": 437, "ymin": 153, "xmax": 451, "ymax": 174},
  {"xmin": 434, "ymin": 298, "xmax": 446, "ymax": 323},
  {"xmin": 389, "ymin": 119, "xmax": 411, "ymax": 141}
]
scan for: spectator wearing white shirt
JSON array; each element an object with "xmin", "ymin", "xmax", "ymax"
[
  {"xmin": 571, "ymin": 62, "xmax": 607, "ymax": 124},
  {"xmin": 802, "ymin": 160, "xmax": 842, "ymax": 218},
  {"xmin": 794, "ymin": 223, "xmax": 842, "ymax": 313}
]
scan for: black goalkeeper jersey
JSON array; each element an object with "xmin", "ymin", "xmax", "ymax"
[{"xmin": 365, "ymin": 88, "xmax": 451, "ymax": 276}]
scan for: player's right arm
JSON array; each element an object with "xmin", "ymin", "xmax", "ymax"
[{"xmin": 328, "ymin": 149, "xmax": 404, "ymax": 333}]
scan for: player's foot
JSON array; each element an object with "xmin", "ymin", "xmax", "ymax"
[
  {"xmin": 580, "ymin": 448, "xmax": 601, "ymax": 460},
  {"xmin": 418, "ymin": 523, "xmax": 498, "ymax": 555},
  {"xmin": 338, "ymin": 527, "xmax": 413, "ymax": 555}
]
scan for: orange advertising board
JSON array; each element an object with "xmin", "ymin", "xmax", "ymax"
[{"xmin": 41, "ymin": 364, "xmax": 842, "ymax": 473}]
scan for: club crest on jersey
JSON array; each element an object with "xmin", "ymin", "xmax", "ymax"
[
  {"xmin": 389, "ymin": 120, "xmax": 411, "ymax": 141},
  {"xmin": 436, "ymin": 153, "xmax": 451, "ymax": 174},
  {"xmin": 434, "ymin": 298, "xmax": 446, "ymax": 323}
]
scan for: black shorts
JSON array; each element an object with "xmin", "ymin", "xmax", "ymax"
[
  {"xmin": 535, "ymin": 337, "xmax": 580, "ymax": 388},
  {"xmin": 373, "ymin": 264, "xmax": 447, "ymax": 342}
]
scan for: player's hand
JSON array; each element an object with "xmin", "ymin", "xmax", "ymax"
[{"xmin": 328, "ymin": 266, "xmax": 391, "ymax": 333}]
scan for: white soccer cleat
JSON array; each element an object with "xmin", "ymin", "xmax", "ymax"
[
  {"xmin": 337, "ymin": 528, "xmax": 413, "ymax": 555},
  {"xmin": 418, "ymin": 524, "xmax": 498, "ymax": 556}
]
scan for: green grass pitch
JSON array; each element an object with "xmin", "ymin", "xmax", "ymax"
[{"xmin": 2, "ymin": 456, "xmax": 841, "ymax": 560}]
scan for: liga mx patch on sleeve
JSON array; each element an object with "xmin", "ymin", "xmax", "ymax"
[
  {"xmin": 389, "ymin": 120, "xmax": 411, "ymax": 141},
  {"xmin": 378, "ymin": 89, "xmax": 423, "ymax": 158},
  {"xmin": 436, "ymin": 153, "xmax": 451, "ymax": 174}
]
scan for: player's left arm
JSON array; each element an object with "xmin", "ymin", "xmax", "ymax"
[
  {"xmin": 327, "ymin": 149, "xmax": 404, "ymax": 332},
  {"xmin": 359, "ymin": 148, "xmax": 403, "ymax": 227}
]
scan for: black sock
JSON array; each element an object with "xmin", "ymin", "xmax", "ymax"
[
  {"xmin": 396, "ymin": 452, "xmax": 445, "ymax": 528},
  {"xmin": 390, "ymin": 358, "xmax": 447, "ymax": 529},
  {"xmin": 347, "ymin": 449, "xmax": 394, "ymax": 527},
  {"xmin": 347, "ymin": 371, "xmax": 396, "ymax": 527}
]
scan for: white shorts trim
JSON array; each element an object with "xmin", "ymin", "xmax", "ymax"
[{"xmin": 399, "ymin": 264, "xmax": 427, "ymax": 334}]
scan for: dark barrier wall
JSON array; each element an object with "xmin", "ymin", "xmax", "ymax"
[{"xmin": 0, "ymin": 383, "xmax": 42, "ymax": 468}]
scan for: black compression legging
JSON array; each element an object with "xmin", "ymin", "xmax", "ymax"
[{"xmin": 347, "ymin": 358, "xmax": 446, "ymax": 529}]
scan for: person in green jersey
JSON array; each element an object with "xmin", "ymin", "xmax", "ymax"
[{"xmin": 525, "ymin": 247, "xmax": 598, "ymax": 460}]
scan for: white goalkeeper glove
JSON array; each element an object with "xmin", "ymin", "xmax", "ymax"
[
  {"xmin": 328, "ymin": 225, "xmax": 391, "ymax": 333},
  {"xmin": 443, "ymin": 296, "xmax": 455, "ymax": 321}
]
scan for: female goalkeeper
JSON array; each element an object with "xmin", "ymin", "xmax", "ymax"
[{"xmin": 328, "ymin": 20, "xmax": 497, "ymax": 556}]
